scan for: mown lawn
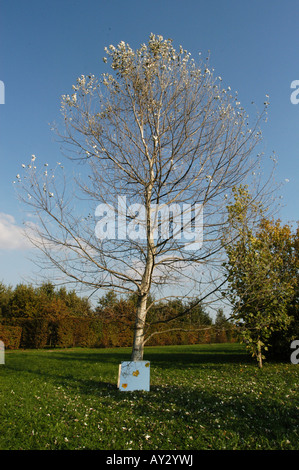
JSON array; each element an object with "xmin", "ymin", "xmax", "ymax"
[{"xmin": 0, "ymin": 343, "xmax": 298, "ymax": 450}]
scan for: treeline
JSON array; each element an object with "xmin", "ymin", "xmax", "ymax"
[
  {"xmin": 0, "ymin": 282, "xmax": 93, "ymax": 319},
  {"xmin": 0, "ymin": 282, "xmax": 235, "ymax": 349}
]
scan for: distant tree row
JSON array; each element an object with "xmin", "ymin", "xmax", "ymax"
[
  {"xmin": 0, "ymin": 282, "xmax": 92, "ymax": 319},
  {"xmin": 0, "ymin": 281, "xmax": 230, "ymax": 328},
  {"xmin": 0, "ymin": 281, "xmax": 235, "ymax": 349},
  {"xmin": 95, "ymin": 290, "xmax": 234, "ymax": 345},
  {"xmin": 0, "ymin": 281, "xmax": 213, "ymax": 316}
]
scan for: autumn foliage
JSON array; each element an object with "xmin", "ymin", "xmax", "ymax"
[
  {"xmin": 223, "ymin": 186, "xmax": 299, "ymax": 366},
  {"xmin": 0, "ymin": 282, "xmax": 235, "ymax": 349}
]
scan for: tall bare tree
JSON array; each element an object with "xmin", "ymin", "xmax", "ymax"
[{"xmin": 17, "ymin": 34, "xmax": 272, "ymax": 360}]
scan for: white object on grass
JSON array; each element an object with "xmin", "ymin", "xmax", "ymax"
[{"xmin": 118, "ymin": 361, "xmax": 150, "ymax": 391}]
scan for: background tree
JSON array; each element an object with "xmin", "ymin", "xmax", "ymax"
[
  {"xmin": 0, "ymin": 283, "xmax": 13, "ymax": 318},
  {"xmin": 214, "ymin": 307, "xmax": 235, "ymax": 343},
  {"xmin": 8, "ymin": 284, "xmax": 40, "ymax": 319},
  {"xmin": 56, "ymin": 286, "xmax": 93, "ymax": 317},
  {"xmin": 214, "ymin": 308, "xmax": 227, "ymax": 327},
  {"xmin": 96, "ymin": 290, "xmax": 118, "ymax": 311},
  {"xmin": 18, "ymin": 34, "xmax": 272, "ymax": 361},
  {"xmin": 0, "ymin": 282, "xmax": 92, "ymax": 320},
  {"xmin": 223, "ymin": 186, "xmax": 297, "ymax": 367},
  {"xmin": 266, "ymin": 224, "xmax": 299, "ymax": 360}
]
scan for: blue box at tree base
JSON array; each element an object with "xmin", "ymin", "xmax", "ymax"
[{"xmin": 118, "ymin": 361, "xmax": 150, "ymax": 391}]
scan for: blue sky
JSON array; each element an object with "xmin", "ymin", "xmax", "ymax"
[{"xmin": 0, "ymin": 0, "xmax": 298, "ymax": 290}]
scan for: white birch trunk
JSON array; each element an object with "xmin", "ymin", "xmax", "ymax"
[
  {"xmin": 131, "ymin": 293, "xmax": 148, "ymax": 361},
  {"xmin": 131, "ymin": 184, "xmax": 155, "ymax": 361}
]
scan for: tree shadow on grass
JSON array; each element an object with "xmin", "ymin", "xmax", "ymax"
[
  {"xmin": 5, "ymin": 344, "xmax": 255, "ymax": 397},
  {"xmin": 4, "ymin": 344, "xmax": 254, "ymax": 396},
  {"xmin": 41, "ymin": 343, "xmax": 253, "ymax": 369}
]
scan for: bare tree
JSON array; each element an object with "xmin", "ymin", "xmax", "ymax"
[{"xmin": 17, "ymin": 34, "xmax": 272, "ymax": 361}]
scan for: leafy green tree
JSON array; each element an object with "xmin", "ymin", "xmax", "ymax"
[
  {"xmin": 267, "ymin": 224, "xmax": 299, "ymax": 359},
  {"xmin": 8, "ymin": 283, "xmax": 40, "ymax": 318},
  {"xmin": 224, "ymin": 186, "xmax": 297, "ymax": 367}
]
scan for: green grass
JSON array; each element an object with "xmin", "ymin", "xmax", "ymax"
[{"xmin": 0, "ymin": 343, "xmax": 298, "ymax": 450}]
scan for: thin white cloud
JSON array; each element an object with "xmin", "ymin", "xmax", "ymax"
[{"xmin": 0, "ymin": 213, "xmax": 32, "ymax": 251}]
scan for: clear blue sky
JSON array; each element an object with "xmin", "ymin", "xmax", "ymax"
[{"xmin": 0, "ymin": 0, "xmax": 298, "ymax": 289}]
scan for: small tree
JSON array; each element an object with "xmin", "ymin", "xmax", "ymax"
[
  {"xmin": 223, "ymin": 186, "xmax": 297, "ymax": 367},
  {"xmin": 17, "ymin": 34, "xmax": 271, "ymax": 361}
]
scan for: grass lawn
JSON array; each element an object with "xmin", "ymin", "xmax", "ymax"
[{"xmin": 0, "ymin": 343, "xmax": 298, "ymax": 450}]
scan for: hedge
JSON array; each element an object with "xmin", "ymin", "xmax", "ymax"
[{"xmin": 0, "ymin": 317, "xmax": 237, "ymax": 350}]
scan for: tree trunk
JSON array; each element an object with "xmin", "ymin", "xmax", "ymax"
[
  {"xmin": 131, "ymin": 293, "xmax": 148, "ymax": 361},
  {"xmin": 131, "ymin": 182, "xmax": 155, "ymax": 362},
  {"xmin": 257, "ymin": 339, "xmax": 263, "ymax": 368}
]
